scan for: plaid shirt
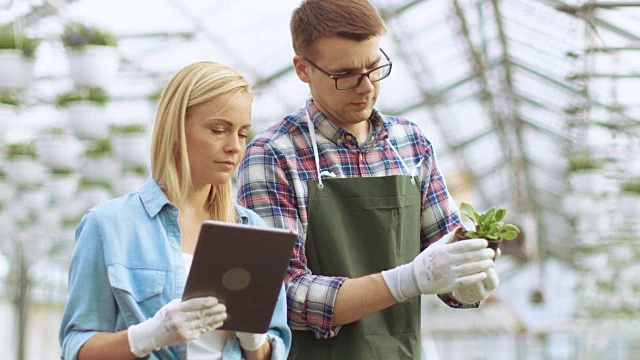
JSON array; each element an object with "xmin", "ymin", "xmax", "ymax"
[{"xmin": 236, "ymin": 99, "xmax": 463, "ymax": 339}]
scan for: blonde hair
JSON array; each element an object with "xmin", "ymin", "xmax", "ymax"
[{"xmin": 150, "ymin": 61, "xmax": 252, "ymax": 223}]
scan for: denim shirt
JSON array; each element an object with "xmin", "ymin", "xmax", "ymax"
[{"xmin": 59, "ymin": 177, "xmax": 292, "ymax": 359}]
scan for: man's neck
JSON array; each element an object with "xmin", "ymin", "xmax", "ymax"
[{"xmin": 343, "ymin": 120, "xmax": 371, "ymax": 145}]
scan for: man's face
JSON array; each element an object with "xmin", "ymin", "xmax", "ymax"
[{"xmin": 294, "ymin": 36, "xmax": 385, "ymax": 133}]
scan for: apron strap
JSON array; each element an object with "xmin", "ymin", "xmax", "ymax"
[{"xmin": 304, "ymin": 107, "xmax": 417, "ymax": 186}]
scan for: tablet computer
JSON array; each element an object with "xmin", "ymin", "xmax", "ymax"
[{"xmin": 182, "ymin": 220, "xmax": 296, "ymax": 333}]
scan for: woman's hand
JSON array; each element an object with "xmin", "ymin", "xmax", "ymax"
[{"xmin": 127, "ymin": 297, "xmax": 227, "ymax": 357}]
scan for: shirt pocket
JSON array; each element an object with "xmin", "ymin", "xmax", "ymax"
[{"xmin": 108, "ymin": 263, "xmax": 166, "ymax": 304}]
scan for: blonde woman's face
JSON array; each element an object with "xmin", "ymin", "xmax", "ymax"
[{"xmin": 184, "ymin": 89, "xmax": 252, "ymax": 187}]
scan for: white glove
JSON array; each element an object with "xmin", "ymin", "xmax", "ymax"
[
  {"xmin": 381, "ymin": 231, "xmax": 495, "ymax": 302},
  {"xmin": 236, "ymin": 332, "xmax": 268, "ymax": 351},
  {"xmin": 451, "ymin": 266, "xmax": 499, "ymax": 304},
  {"xmin": 128, "ymin": 297, "xmax": 227, "ymax": 357}
]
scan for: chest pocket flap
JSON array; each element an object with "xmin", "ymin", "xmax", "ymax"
[{"xmin": 108, "ymin": 263, "xmax": 166, "ymax": 302}]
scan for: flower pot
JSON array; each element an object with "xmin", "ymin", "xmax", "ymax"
[
  {"xmin": 619, "ymin": 193, "xmax": 640, "ymax": 215},
  {"xmin": 0, "ymin": 104, "xmax": 19, "ymax": 139},
  {"xmin": 77, "ymin": 186, "xmax": 112, "ymax": 210},
  {"xmin": 81, "ymin": 156, "xmax": 121, "ymax": 183},
  {"xmin": 36, "ymin": 134, "xmax": 83, "ymax": 169},
  {"xmin": 66, "ymin": 101, "xmax": 110, "ymax": 139},
  {"xmin": 5, "ymin": 157, "xmax": 47, "ymax": 185},
  {"xmin": 47, "ymin": 174, "xmax": 80, "ymax": 203},
  {"xmin": 569, "ymin": 170, "xmax": 607, "ymax": 195},
  {"xmin": 112, "ymin": 172, "xmax": 146, "ymax": 195},
  {"xmin": 0, "ymin": 49, "xmax": 35, "ymax": 89},
  {"xmin": 67, "ymin": 45, "xmax": 119, "ymax": 87},
  {"xmin": 112, "ymin": 133, "xmax": 149, "ymax": 166}
]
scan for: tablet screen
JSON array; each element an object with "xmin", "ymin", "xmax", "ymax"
[{"xmin": 182, "ymin": 220, "xmax": 296, "ymax": 333}]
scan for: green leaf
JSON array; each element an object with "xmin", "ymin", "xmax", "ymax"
[
  {"xmin": 465, "ymin": 231, "xmax": 479, "ymax": 238},
  {"xmin": 495, "ymin": 208, "xmax": 506, "ymax": 222},
  {"xmin": 459, "ymin": 202, "xmax": 476, "ymax": 221},
  {"xmin": 502, "ymin": 231, "xmax": 518, "ymax": 240},
  {"xmin": 503, "ymin": 224, "xmax": 520, "ymax": 233},
  {"xmin": 483, "ymin": 208, "xmax": 496, "ymax": 225}
]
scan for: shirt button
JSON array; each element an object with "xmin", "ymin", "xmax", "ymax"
[{"xmin": 345, "ymin": 135, "xmax": 352, "ymax": 141}]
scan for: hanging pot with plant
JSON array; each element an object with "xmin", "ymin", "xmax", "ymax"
[
  {"xmin": 36, "ymin": 127, "xmax": 83, "ymax": 169},
  {"xmin": 110, "ymin": 124, "xmax": 149, "ymax": 166},
  {"xmin": 568, "ymin": 151, "xmax": 606, "ymax": 195},
  {"xmin": 80, "ymin": 138, "xmax": 120, "ymax": 183},
  {"xmin": 619, "ymin": 177, "xmax": 640, "ymax": 216},
  {"xmin": 454, "ymin": 202, "xmax": 521, "ymax": 258},
  {"xmin": 0, "ymin": 90, "xmax": 23, "ymax": 138},
  {"xmin": 3, "ymin": 141, "xmax": 47, "ymax": 185},
  {"xmin": 0, "ymin": 26, "xmax": 39, "ymax": 89},
  {"xmin": 56, "ymin": 86, "xmax": 110, "ymax": 139},
  {"xmin": 62, "ymin": 22, "xmax": 119, "ymax": 87}
]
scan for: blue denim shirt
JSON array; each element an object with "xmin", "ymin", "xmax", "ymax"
[{"xmin": 59, "ymin": 177, "xmax": 291, "ymax": 359}]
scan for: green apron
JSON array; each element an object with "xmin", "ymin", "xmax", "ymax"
[{"xmin": 289, "ymin": 111, "xmax": 422, "ymax": 360}]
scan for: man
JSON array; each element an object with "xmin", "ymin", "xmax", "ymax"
[{"xmin": 236, "ymin": 1, "xmax": 499, "ymax": 359}]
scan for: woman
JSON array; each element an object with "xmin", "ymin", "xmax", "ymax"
[{"xmin": 59, "ymin": 62, "xmax": 291, "ymax": 360}]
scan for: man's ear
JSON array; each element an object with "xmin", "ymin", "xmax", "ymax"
[{"xmin": 293, "ymin": 55, "xmax": 310, "ymax": 83}]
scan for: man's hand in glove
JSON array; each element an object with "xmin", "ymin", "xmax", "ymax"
[
  {"xmin": 451, "ymin": 266, "xmax": 499, "ymax": 304},
  {"xmin": 381, "ymin": 230, "xmax": 495, "ymax": 302}
]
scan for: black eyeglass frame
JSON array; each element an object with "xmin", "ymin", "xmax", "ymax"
[{"xmin": 304, "ymin": 48, "xmax": 393, "ymax": 90}]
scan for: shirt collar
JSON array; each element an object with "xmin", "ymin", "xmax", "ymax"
[
  {"xmin": 139, "ymin": 177, "xmax": 173, "ymax": 217},
  {"xmin": 138, "ymin": 176, "xmax": 248, "ymax": 223},
  {"xmin": 305, "ymin": 97, "xmax": 389, "ymax": 144}
]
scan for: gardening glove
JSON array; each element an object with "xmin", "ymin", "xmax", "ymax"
[
  {"xmin": 236, "ymin": 331, "xmax": 268, "ymax": 351},
  {"xmin": 128, "ymin": 297, "xmax": 227, "ymax": 357},
  {"xmin": 451, "ymin": 266, "xmax": 499, "ymax": 305},
  {"xmin": 381, "ymin": 231, "xmax": 496, "ymax": 302}
]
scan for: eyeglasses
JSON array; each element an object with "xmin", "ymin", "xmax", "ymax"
[{"xmin": 305, "ymin": 48, "xmax": 393, "ymax": 90}]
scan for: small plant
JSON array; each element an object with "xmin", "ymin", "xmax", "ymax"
[
  {"xmin": 51, "ymin": 167, "xmax": 74, "ymax": 176},
  {"xmin": 78, "ymin": 177, "xmax": 112, "ymax": 191},
  {"xmin": 110, "ymin": 124, "xmax": 147, "ymax": 134},
  {"xmin": 568, "ymin": 152, "xmax": 602, "ymax": 172},
  {"xmin": 0, "ymin": 26, "xmax": 40, "ymax": 58},
  {"xmin": 84, "ymin": 138, "xmax": 112, "ymax": 158},
  {"xmin": 62, "ymin": 22, "xmax": 117, "ymax": 50},
  {"xmin": 5, "ymin": 142, "xmax": 37, "ymax": 160},
  {"xmin": 0, "ymin": 89, "xmax": 22, "ymax": 107},
  {"xmin": 127, "ymin": 165, "xmax": 148, "ymax": 176},
  {"xmin": 620, "ymin": 177, "xmax": 640, "ymax": 195},
  {"xmin": 458, "ymin": 202, "xmax": 520, "ymax": 241},
  {"xmin": 455, "ymin": 202, "xmax": 521, "ymax": 257},
  {"xmin": 55, "ymin": 86, "xmax": 109, "ymax": 107}
]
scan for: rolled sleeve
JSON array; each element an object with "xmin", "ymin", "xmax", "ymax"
[{"xmin": 286, "ymin": 274, "xmax": 347, "ymax": 338}]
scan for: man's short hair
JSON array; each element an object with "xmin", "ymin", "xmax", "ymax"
[{"xmin": 290, "ymin": 0, "xmax": 387, "ymax": 59}]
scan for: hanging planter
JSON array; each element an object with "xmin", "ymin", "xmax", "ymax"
[
  {"xmin": 3, "ymin": 141, "xmax": 47, "ymax": 185},
  {"xmin": 80, "ymin": 138, "xmax": 120, "ymax": 183},
  {"xmin": 0, "ymin": 90, "xmax": 22, "ymax": 138},
  {"xmin": 62, "ymin": 22, "xmax": 119, "ymax": 87},
  {"xmin": 568, "ymin": 151, "xmax": 607, "ymax": 195},
  {"xmin": 111, "ymin": 124, "xmax": 149, "ymax": 166},
  {"xmin": 56, "ymin": 86, "xmax": 110, "ymax": 139},
  {"xmin": 0, "ymin": 26, "xmax": 39, "ymax": 90},
  {"xmin": 47, "ymin": 168, "xmax": 80, "ymax": 203},
  {"xmin": 619, "ymin": 178, "xmax": 640, "ymax": 215},
  {"xmin": 112, "ymin": 165, "xmax": 148, "ymax": 195},
  {"xmin": 36, "ymin": 127, "xmax": 83, "ymax": 169}
]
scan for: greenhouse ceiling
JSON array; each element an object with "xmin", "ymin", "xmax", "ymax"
[{"xmin": 1, "ymin": 0, "xmax": 639, "ymax": 266}]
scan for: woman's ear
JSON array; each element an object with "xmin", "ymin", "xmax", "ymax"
[{"xmin": 293, "ymin": 56, "xmax": 310, "ymax": 83}]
